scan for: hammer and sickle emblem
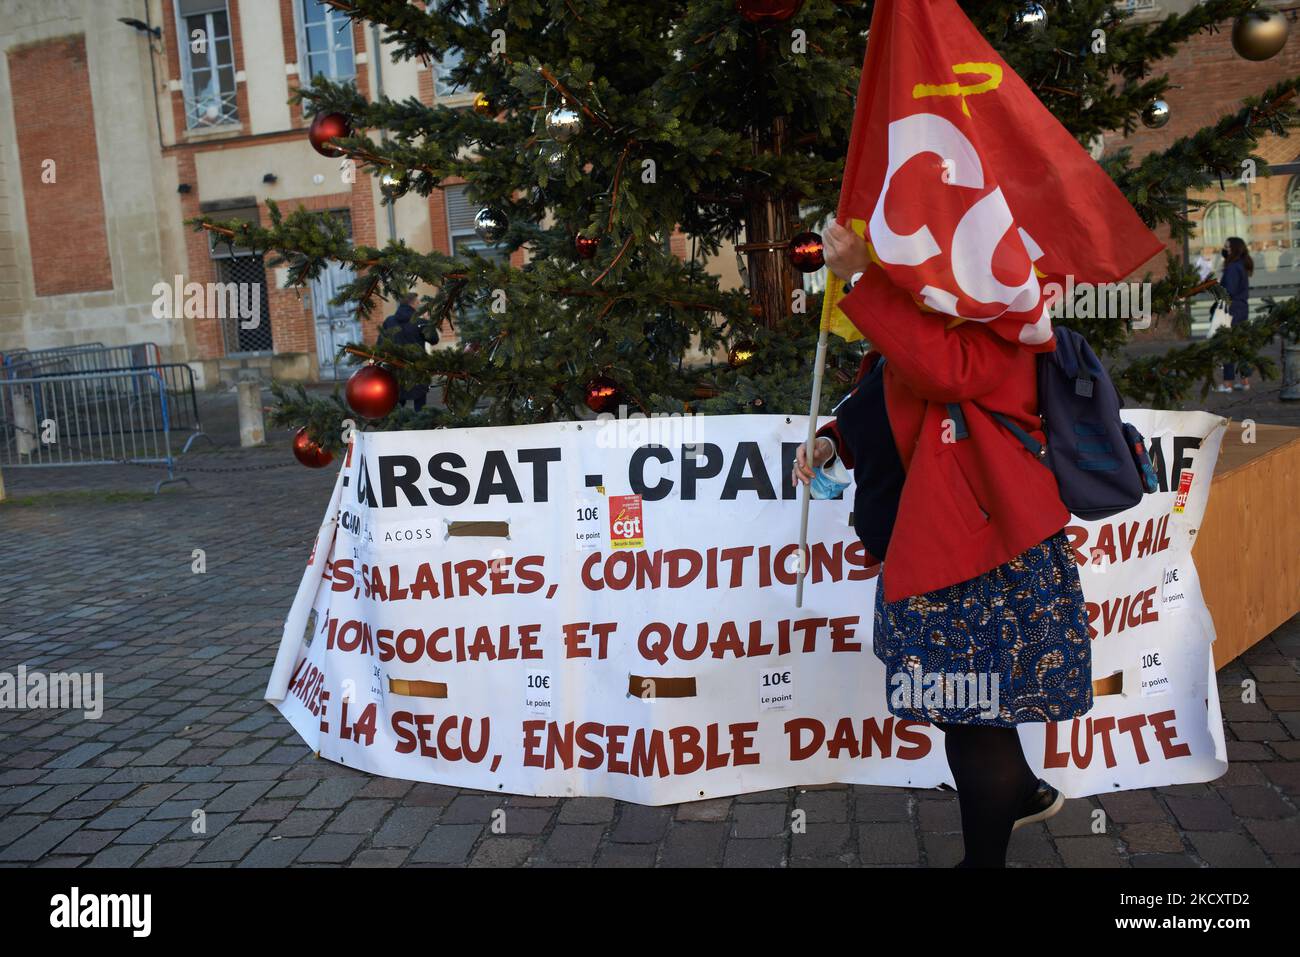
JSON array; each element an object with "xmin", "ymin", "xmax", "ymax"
[{"xmin": 912, "ymin": 62, "xmax": 1003, "ymax": 117}]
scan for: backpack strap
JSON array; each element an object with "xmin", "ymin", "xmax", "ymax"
[
  {"xmin": 947, "ymin": 403, "xmax": 1049, "ymax": 466},
  {"xmin": 945, "ymin": 403, "xmax": 969, "ymax": 440},
  {"xmin": 991, "ymin": 411, "xmax": 1048, "ymax": 462}
]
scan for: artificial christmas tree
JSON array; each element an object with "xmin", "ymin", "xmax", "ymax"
[{"xmin": 194, "ymin": 0, "xmax": 1300, "ymax": 450}]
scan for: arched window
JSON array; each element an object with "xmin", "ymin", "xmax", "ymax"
[{"xmin": 1199, "ymin": 200, "xmax": 1248, "ymax": 249}]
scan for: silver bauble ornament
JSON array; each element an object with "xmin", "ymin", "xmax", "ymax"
[
  {"xmin": 474, "ymin": 205, "xmax": 509, "ymax": 243},
  {"xmin": 543, "ymin": 146, "xmax": 567, "ymax": 174},
  {"xmin": 1141, "ymin": 99, "xmax": 1170, "ymax": 130},
  {"xmin": 1232, "ymin": 10, "xmax": 1289, "ymax": 62},
  {"xmin": 545, "ymin": 106, "xmax": 582, "ymax": 143},
  {"xmin": 1011, "ymin": 3, "xmax": 1047, "ymax": 33},
  {"xmin": 379, "ymin": 167, "xmax": 407, "ymax": 195}
]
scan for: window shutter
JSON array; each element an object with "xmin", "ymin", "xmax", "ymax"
[{"xmin": 445, "ymin": 185, "xmax": 477, "ymax": 235}]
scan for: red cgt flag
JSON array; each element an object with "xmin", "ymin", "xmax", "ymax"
[{"xmin": 825, "ymin": 0, "xmax": 1165, "ymax": 350}]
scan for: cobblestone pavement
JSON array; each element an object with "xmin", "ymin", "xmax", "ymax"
[
  {"xmin": 0, "ymin": 387, "xmax": 1297, "ymax": 868},
  {"xmin": 1123, "ymin": 333, "xmax": 1300, "ymax": 428}
]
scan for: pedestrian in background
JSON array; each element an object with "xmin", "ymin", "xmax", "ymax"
[
  {"xmin": 1216, "ymin": 237, "xmax": 1254, "ymax": 393},
  {"xmin": 1192, "ymin": 245, "xmax": 1217, "ymax": 283},
  {"xmin": 380, "ymin": 291, "xmax": 433, "ymax": 411}
]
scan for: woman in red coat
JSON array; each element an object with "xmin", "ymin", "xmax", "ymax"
[{"xmin": 795, "ymin": 223, "xmax": 1093, "ymax": 868}]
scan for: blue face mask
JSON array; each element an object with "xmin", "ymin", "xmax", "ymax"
[{"xmin": 809, "ymin": 466, "xmax": 849, "ymax": 501}]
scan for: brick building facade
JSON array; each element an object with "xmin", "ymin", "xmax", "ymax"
[
  {"xmin": 0, "ymin": 0, "xmax": 546, "ymax": 386},
  {"xmin": 1104, "ymin": 1, "xmax": 1300, "ymax": 329},
  {"xmin": 0, "ymin": 1, "xmax": 1294, "ymax": 385}
]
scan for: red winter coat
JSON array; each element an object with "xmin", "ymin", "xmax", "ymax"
[{"xmin": 819, "ymin": 274, "xmax": 1070, "ymax": 603}]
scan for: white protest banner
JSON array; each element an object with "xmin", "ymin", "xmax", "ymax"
[{"xmin": 266, "ymin": 410, "xmax": 1227, "ymax": 805}]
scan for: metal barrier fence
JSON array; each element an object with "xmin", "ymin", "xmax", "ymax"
[
  {"xmin": 71, "ymin": 363, "xmax": 203, "ymax": 438},
  {"xmin": 1, "ymin": 342, "xmax": 107, "ymax": 367},
  {"xmin": 0, "ymin": 344, "xmax": 208, "ymax": 453},
  {"xmin": 0, "ymin": 369, "xmax": 192, "ymax": 493},
  {"xmin": 2, "ymin": 342, "xmax": 162, "ymax": 378}
]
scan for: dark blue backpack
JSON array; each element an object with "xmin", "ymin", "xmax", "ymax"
[{"xmin": 948, "ymin": 326, "xmax": 1158, "ymax": 521}]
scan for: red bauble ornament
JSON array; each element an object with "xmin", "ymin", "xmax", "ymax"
[
  {"xmin": 346, "ymin": 364, "xmax": 400, "ymax": 419},
  {"xmin": 584, "ymin": 376, "xmax": 626, "ymax": 414},
  {"xmin": 736, "ymin": 0, "xmax": 803, "ymax": 24},
  {"xmin": 308, "ymin": 111, "xmax": 353, "ymax": 158},
  {"xmin": 788, "ymin": 231, "xmax": 824, "ymax": 272},
  {"xmin": 292, "ymin": 427, "xmax": 334, "ymax": 468},
  {"xmin": 575, "ymin": 234, "xmax": 599, "ymax": 259}
]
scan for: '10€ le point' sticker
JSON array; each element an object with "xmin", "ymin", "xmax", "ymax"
[{"xmin": 573, "ymin": 495, "xmax": 605, "ymax": 552}]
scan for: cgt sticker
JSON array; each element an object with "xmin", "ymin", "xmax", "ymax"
[
  {"xmin": 1171, "ymin": 470, "xmax": 1194, "ymax": 514},
  {"xmin": 608, "ymin": 494, "xmax": 644, "ymax": 549}
]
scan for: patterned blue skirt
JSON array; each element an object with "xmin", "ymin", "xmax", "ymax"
[{"xmin": 872, "ymin": 529, "xmax": 1092, "ymax": 727}]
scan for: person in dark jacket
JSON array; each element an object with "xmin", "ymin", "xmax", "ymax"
[
  {"xmin": 381, "ymin": 292, "xmax": 422, "ymax": 346},
  {"xmin": 1216, "ymin": 237, "xmax": 1254, "ymax": 392},
  {"xmin": 380, "ymin": 292, "xmax": 431, "ymax": 411},
  {"xmin": 794, "ymin": 222, "xmax": 1091, "ymax": 868}
]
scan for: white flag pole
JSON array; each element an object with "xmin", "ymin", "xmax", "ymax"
[{"xmin": 795, "ymin": 318, "xmax": 831, "ymax": 608}]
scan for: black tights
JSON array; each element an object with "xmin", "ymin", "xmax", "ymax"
[{"xmin": 933, "ymin": 721, "xmax": 1038, "ymax": 868}]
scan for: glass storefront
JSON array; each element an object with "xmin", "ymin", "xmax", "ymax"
[{"xmin": 1186, "ymin": 132, "xmax": 1300, "ymax": 335}]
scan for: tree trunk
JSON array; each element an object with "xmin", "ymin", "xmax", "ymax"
[{"xmin": 744, "ymin": 115, "xmax": 801, "ymax": 329}]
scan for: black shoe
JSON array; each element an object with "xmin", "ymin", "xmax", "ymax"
[{"xmin": 1013, "ymin": 779, "xmax": 1064, "ymax": 831}]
